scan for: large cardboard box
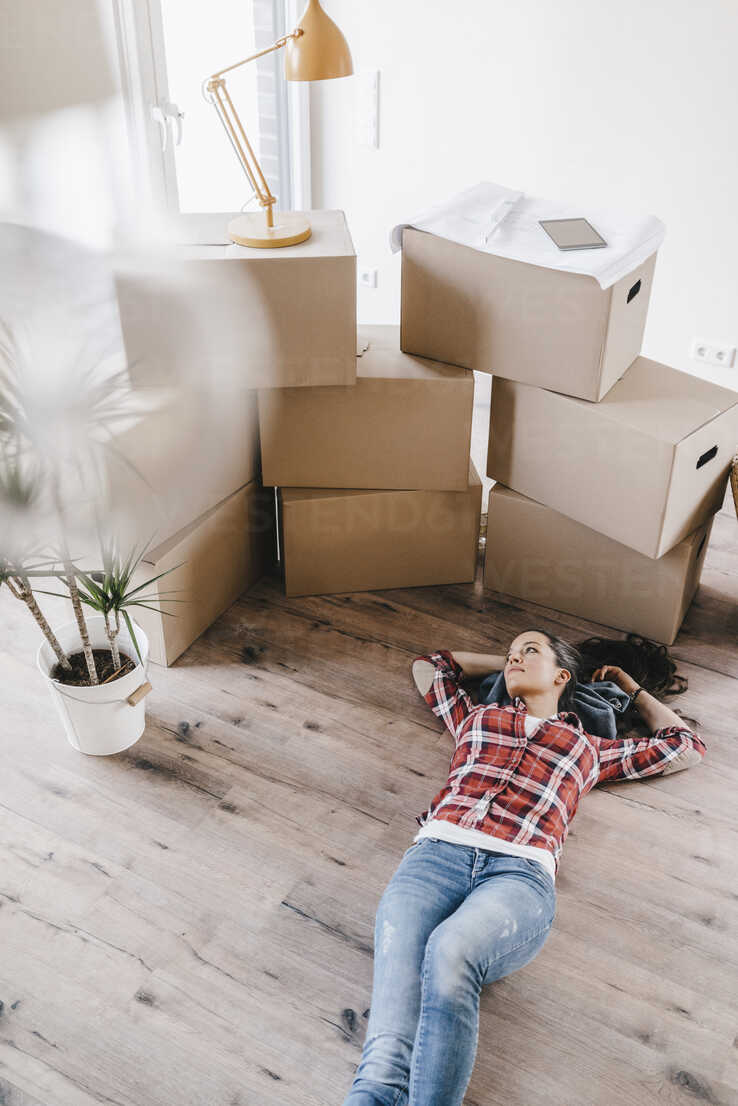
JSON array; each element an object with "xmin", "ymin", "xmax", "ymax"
[
  {"xmin": 484, "ymin": 483, "xmax": 714, "ymax": 645},
  {"xmin": 108, "ymin": 388, "xmax": 261, "ymax": 549},
  {"xmin": 400, "ymin": 227, "xmax": 657, "ymax": 401},
  {"xmin": 130, "ymin": 480, "xmax": 274, "ymax": 666},
  {"xmin": 115, "ymin": 210, "xmax": 357, "ymax": 390},
  {"xmin": 488, "ymin": 356, "xmax": 738, "ymax": 558},
  {"xmin": 279, "ymin": 460, "xmax": 482, "ymax": 596},
  {"xmin": 258, "ymin": 325, "xmax": 474, "ymax": 490}
]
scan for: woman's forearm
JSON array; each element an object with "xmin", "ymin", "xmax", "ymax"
[
  {"xmin": 450, "ymin": 651, "xmax": 507, "ymax": 678},
  {"xmin": 633, "ymin": 689, "xmax": 693, "ymax": 732},
  {"xmin": 617, "ymin": 673, "xmax": 693, "ymax": 732}
]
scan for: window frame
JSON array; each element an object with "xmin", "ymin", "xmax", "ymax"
[{"xmin": 110, "ymin": 0, "xmax": 310, "ymax": 221}]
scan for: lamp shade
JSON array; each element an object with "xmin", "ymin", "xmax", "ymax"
[{"xmin": 284, "ymin": 0, "xmax": 353, "ymax": 81}]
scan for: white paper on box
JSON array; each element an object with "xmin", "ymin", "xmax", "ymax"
[{"xmin": 391, "ymin": 181, "xmax": 665, "ymax": 289}]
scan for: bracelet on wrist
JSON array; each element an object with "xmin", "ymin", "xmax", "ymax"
[{"xmin": 630, "ymin": 686, "xmax": 645, "ymax": 706}]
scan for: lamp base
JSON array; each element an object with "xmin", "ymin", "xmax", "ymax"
[{"xmin": 228, "ymin": 211, "xmax": 312, "ymax": 248}]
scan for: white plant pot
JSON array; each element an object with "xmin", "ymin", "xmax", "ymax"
[{"xmin": 37, "ymin": 616, "xmax": 151, "ymax": 756}]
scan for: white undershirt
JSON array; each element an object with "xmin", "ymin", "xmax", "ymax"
[{"xmin": 412, "ymin": 714, "xmax": 558, "ymax": 882}]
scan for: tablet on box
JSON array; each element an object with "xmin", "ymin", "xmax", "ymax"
[{"xmin": 539, "ymin": 217, "xmax": 608, "ymax": 250}]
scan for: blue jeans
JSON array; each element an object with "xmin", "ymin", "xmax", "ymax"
[{"xmin": 341, "ymin": 837, "xmax": 556, "ymax": 1106}]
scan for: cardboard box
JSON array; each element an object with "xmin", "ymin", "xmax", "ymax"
[
  {"xmin": 279, "ymin": 460, "xmax": 482, "ymax": 596},
  {"xmin": 400, "ymin": 227, "xmax": 657, "ymax": 401},
  {"xmin": 484, "ymin": 483, "xmax": 714, "ymax": 645},
  {"xmin": 108, "ymin": 387, "xmax": 261, "ymax": 549},
  {"xmin": 487, "ymin": 356, "xmax": 738, "ymax": 558},
  {"xmin": 130, "ymin": 480, "xmax": 274, "ymax": 666},
  {"xmin": 258, "ymin": 325, "xmax": 474, "ymax": 490},
  {"xmin": 115, "ymin": 210, "xmax": 357, "ymax": 390}
]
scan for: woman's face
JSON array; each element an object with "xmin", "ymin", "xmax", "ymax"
[{"xmin": 504, "ymin": 631, "xmax": 568, "ymax": 701}]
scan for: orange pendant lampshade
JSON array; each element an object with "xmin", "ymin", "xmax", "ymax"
[{"xmin": 284, "ymin": 0, "xmax": 354, "ymax": 81}]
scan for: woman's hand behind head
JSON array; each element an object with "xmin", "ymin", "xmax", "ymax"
[{"xmin": 592, "ymin": 665, "xmax": 638, "ymax": 694}]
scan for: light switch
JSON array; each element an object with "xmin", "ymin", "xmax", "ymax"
[{"xmin": 358, "ymin": 69, "xmax": 379, "ymax": 148}]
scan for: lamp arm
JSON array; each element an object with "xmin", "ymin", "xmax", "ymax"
[
  {"xmin": 208, "ymin": 29, "xmax": 302, "ymax": 82},
  {"xmin": 205, "ymin": 79, "xmax": 272, "ymax": 208},
  {"xmin": 203, "ymin": 29, "xmax": 304, "ymax": 222}
]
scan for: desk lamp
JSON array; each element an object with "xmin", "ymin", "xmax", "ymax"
[{"xmin": 203, "ymin": 0, "xmax": 352, "ymax": 248}]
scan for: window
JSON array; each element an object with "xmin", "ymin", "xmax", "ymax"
[{"xmin": 112, "ymin": 0, "xmax": 309, "ymax": 219}]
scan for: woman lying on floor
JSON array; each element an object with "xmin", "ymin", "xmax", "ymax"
[{"xmin": 342, "ymin": 627, "xmax": 706, "ymax": 1106}]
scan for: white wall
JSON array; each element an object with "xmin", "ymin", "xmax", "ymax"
[{"xmin": 310, "ymin": 0, "xmax": 738, "ymax": 390}]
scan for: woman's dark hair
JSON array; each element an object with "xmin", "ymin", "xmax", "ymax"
[
  {"xmin": 516, "ymin": 628, "xmax": 582, "ymax": 713},
  {"xmin": 573, "ymin": 631, "xmax": 691, "ymax": 735}
]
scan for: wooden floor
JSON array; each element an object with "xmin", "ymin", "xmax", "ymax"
[{"xmin": 1, "ymin": 502, "xmax": 736, "ymax": 1106}]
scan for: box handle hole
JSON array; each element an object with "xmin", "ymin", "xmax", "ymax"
[
  {"xmin": 695, "ymin": 534, "xmax": 707, "ymax": 559},
  {"xmin": 627, "ymin": 279, "xmax": 641, "ymax": 304},
  {"xmin": 696, "ymin": 445, "xmax": 717, "ymax": 469}
]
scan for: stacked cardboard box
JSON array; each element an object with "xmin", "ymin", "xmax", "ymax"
[
  {"xmin": 109, "ymin": 385, "xmax": 274, "ymax": 667},
  {"xmin": 115, "ymin": 213, "xmax": 483, "ymax": 652},
  {"xmin": 113, "ymin": 211, "xmax": 358, "ymax": 663},
  {"xmin": 401, "ymin": 229, "xmax": 738, "ymax": 643},
  {"xmin": 128, "ymin": 480, "xmax": 274, "ymax": 667},
  {"xmin": 116, "ymin": 211, "xmax": 357, "ymax": 390},
  {"xmin": 401, "ymin": 227, "xmax": 657, "ymax": 401},
  {"xmin": 258, "ymin": 326, "xmax": 481, "ymax": 596}
]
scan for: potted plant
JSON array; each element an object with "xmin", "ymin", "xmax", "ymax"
[
  {"xmin": 31, "ymin": 536, "xmax": 183, "ymax": 755},
  {"xmin": 0, "ymin": 314, "xmax": 182, "ymax": 754}
]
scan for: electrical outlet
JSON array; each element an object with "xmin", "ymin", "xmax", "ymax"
[
  {"xmin": 691, "ymin": 338, "xmax": 736, "ymax": 369},
  {"xmin": 359, "ymin": 268, "xmax": 378, "ymax": 288}
]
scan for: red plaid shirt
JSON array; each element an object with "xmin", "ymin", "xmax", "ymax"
[{"xmin": 414, "ymin": 651, "xmax": 707, "ymax": 875}]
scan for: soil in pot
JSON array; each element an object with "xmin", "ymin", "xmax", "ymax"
[{"xmin": 51, "ymin": 650, "xmax": 136, "ymax": 686}]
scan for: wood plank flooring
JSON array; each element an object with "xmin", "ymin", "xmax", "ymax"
[{"xmin": 0, "ymin": 506, "xmax": 736, "ymax": 1106}]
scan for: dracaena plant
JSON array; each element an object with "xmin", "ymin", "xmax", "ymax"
[
  {"xmin": 36, "ymin": 533, "xmax": 184, "ymax": 673},
  {"xmin": 0, "ymin": 310, "xmax": 175, "ymax": 686},
  {"xmin": 0, "ymin": 439, "xmax": 72, "ymax": 671},
  {"xmin": 0, "ymin": 554, "xmax": 72, "ymax": 673}
]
